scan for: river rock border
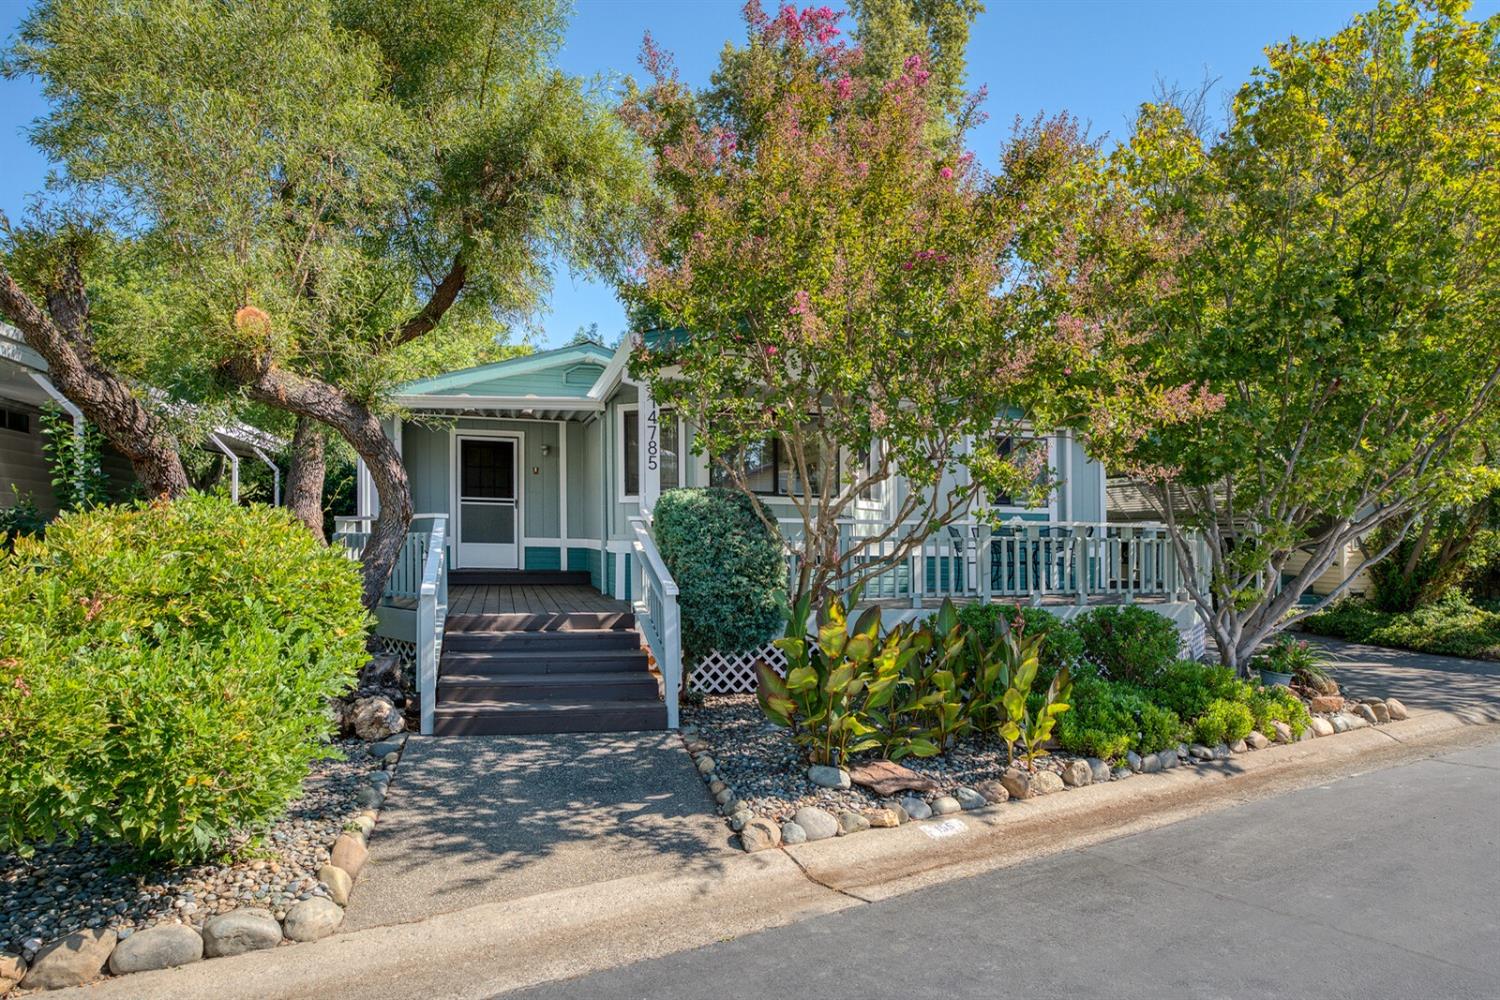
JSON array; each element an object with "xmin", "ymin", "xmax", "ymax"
[
  {"xmin": 683, "ymin": 696, "xmax": 1411, "ymax": 854},
  {"xmin": 5, "ymin": 733, "xmax": 409, "ymax": 994}
]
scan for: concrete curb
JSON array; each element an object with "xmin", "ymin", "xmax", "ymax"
[{"xmin": 48, "ymin": 709, "xmax": 1500, "ymax": 1000}]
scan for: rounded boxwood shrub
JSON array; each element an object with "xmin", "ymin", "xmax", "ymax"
[
  {"xmin": 1191, "ymin": 698, "xmax": 1255, "ymax": 746},
  {"xmin": 1055, "ymin": 674, "xmax": 1184, "ymax": 761},
  {"xmin": 1074, "ymin": 604, "xmax": 1181, "ymax": 683},
  {"xmin": 1248, "ymin": 685, "xmax": 1312, "ymax": 739},
  {"xmin": 0, "ymin": 495, "xmax": 369, "ymax": 862},
  {"xmin": 653, "ymin": 488, "xmax": 786, "ymax": 665},
  {"xmin": 1142, "ymin": 659, "xmax": 1253, "ymax": 723}
]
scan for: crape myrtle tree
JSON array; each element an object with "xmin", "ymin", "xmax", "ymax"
[
  {"xmin": 5, "ymin": 0, "xmax": 640, "ymax": 607},
  {"xmin": 1086, "ymin": 0, "xmax": 1500, "ymax": 672},
  {"xmin": 622, "ymin": 2, "xmax": 1191, "ymax": 604}
]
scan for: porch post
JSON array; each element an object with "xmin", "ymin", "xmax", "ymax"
[{"xmin": 639, "ymin": 380, "xmax": 661, "ymax": 516}]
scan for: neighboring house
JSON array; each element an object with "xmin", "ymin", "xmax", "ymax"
[
  {"xmin": 0, "ymin": 323, "xmax": 284, "ymax": 513},
  {"xmin": 342, "ymin": 339, "xmax": 1210, "ymax": 738}
]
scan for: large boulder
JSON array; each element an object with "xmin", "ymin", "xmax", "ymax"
[
  {"xmin": 22, "ymin": 929, "xmax": 116, "ymax": 991},
  {"xmin": 330, "ymin": 833, "xmax": 370, "ymax": 879},
  {"xmin": 791, "ymin": 806, "xmax": 839, "ymax": 841},
  {"xmin": 0, "ymin": 952, "xmax": 26, "ymax": 993},
  {"xmin": 1385, "ymin": 697, "xmax": 1410, "ymax": 721},
  {"xmin": 320, "ymin": 864, "xmax": 354, "ymax": 906},
  {"xmin": 202, "ymin": 909, "xmax": 283, "ymax": 958},
  {"xmin": 741, "ymin": 817, "xmax": 782, "ymax": 853},
  {"xmin": 108, "ymin": 924, "xmax": 203, "ymax": 975},
  {"xmin": 847, "ymin": 759, "xmax": 940, "ymax": 796},
  {"xmin": 282, "ymin": 898, "xmax": 343, "ymax": 942},
  {"xmin": 349, "ymin": 697, "xmax": 405, "ymax": 741},
  {"xmin": 1060, "ymin": 759, "xmax": 1093, "ymax": 787}
]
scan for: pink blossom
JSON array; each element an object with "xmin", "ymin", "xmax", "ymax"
[
  {"xmin": 789, "ymin": 289, "xmax": 813, "ymax": 315},
  {"xmin": 939, "ymin": 166, "xmax": 953, "ymax": 180},
  {"xmin": 834, "ymin": 76, "xmax": 853, "ymax": 101}
]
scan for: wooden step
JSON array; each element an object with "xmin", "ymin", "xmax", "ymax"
[
  {"xmin": 440, "ymin": 649, "xmax": 650, "ymax": 675},
  {"xmin": 448, "ymin": 569, "xmax": 593, "ymax": 587},
  {"xmin": 443, "ymin": 628, "xmax": 641, "ymax": 653},
  {"xmin": 431, "ymin": 699, "xmax": 668, "ymax": 736},
  {"xmin": 446, "ymin": 611, "xmax": 635, "ymax": 634},
  {"xmin": 438, "ymin": 670, "xmax": 660, "ymax": 703}
]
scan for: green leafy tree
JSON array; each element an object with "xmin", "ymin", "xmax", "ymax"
[
  {"xmin": 1083, "ymin": 0, "xmax": 1500, "ymax": 672},
  {"xmin": 4, "ymin": 0, "xmax": 641, "ymax": 606}
]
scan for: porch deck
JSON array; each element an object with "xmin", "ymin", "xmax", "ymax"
[{"xmin": 447, "ymin": 583, "xmax": 628, "ymax": 616}]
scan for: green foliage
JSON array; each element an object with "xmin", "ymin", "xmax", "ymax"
[
  {"xmin": 1302, "ymin": 592, "xmax": 1500, "ymax": 661},
  {"xmin": 992, "ymin": 636, "xmax": 1072, "ymax": 773},
  {"xmin": 1248, "ymin": 686, "xmax": 1311, "ymax": 740},
  {"xmin": 1054, "ymin": 674, "xmax": 1184, "ymax": 761},
  {"xmin": 39, "ymin": 405, "xmax": 110, "ymax": 511},
  {"xmin": 0, "ymin": 489, "xmax": 49, "ymax": 549},
  {"xmin": 0, "ymin": 495, "xmax": 369, "ymax": 861},
  {"xmin": 653, "ymin": 488, "xmax": 786, "ymax": 664},
  {"xmin": 1191, "ymin": 698, "xmax": 1255, "ymax": 747},
  {"xmin": 1134, "ymin": 699, "xmax": 1183, "ymax": 756},
  {"xmin": 1144, "ymin": 660, "xmax": 1254, "ymax": 724},
  {"xmin": 957, "ymin": 602, "xmax": 1086, "ymax": 679},
  {"xmin": 1074, "ymin": 605, "xmax": 1180, "ymax": 683}
]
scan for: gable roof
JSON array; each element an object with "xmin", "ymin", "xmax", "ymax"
[{"xmin": 396, "ymin": 342, "xmax": 614, "ymax": 403}]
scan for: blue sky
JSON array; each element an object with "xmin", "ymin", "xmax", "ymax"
[{"xmin": 3, "ymin": 0, "xmax": 1496, "ymax": 348}]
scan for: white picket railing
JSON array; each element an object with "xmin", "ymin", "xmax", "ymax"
[
  {"xmin": 333, "ymin": 513, "xmax": 449, "ymax": 735},
  {"xmin": 779, "ymin": 518, "xmax": 1208, "ymax": 606},
  {"xmin": 629, "ymin": 516, "xmax": 682, "ymax": 729}
]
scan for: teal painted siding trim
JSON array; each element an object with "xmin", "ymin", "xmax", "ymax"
[
  {"xmin": 568, "ymin": 546, "xmax": 603, "ymax": 592},
  {"xmin": 524, "ymin": 546, "xmax": 561, "ymax": 571},
  {"xmin": 604, "ymin": 550, "xmax": 615, "ymax": 597}
]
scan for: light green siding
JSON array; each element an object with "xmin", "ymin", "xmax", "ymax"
[{"xmin": 403, "ymin": 422, "xmax": 450, "ymax": 516}]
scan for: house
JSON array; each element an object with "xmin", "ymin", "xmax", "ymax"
[
  {"xmin": 342, "ymin": 339, "xmax": 1211, "ymax": 739},
  {"xmin": 0, "ymin": 322, "xmax": 285, "ymax": 513}
]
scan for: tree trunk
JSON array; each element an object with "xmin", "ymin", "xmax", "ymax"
[
  {"xmin": 285, "ymin": 415, "xmax": 328, "ymax": 541},
  {"xmin": 0, "ymin": 261, "xmax": 190, "ymax": 499},
  {"xmin": 222, "ymin": 355, "xmax": 411, "ymax": 609}
]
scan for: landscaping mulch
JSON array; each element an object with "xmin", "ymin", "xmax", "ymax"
[
  {"xmin": 685, "ymin": 694, "xmax": 1074, "ymax": 822},
  {"xmin": 0, "ymin": 739, "xmax": 378, "ymax": 964}
]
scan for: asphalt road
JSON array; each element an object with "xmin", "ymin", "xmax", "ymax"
[{"xmin": 507, "ymin": 735, "xmax": 1500, "ymax": 1000}]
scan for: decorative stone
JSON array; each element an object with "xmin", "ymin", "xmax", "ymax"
[
  {"xmin": 900, "ymin": 795, "xmax": 933, "ymax": 820},
  {"xmin": 1246, "ymin": 730, "xmax": 1271, "ymax": 749},
  {"xmin": 1032, "ymin": 770, "xmax": 1065, "ymax": 795},
  {"xmin": 714, "ymin": 787, "xmax": 734, "ymax": 806},
  {"xmin": 1299, "ymin": 725, "xmax": 1315, "ymax": 742},
  {"xmin": 729, "ymin": 810, "xmax": 753, "ymax": 831},
  {"xmin": 741, "ymin": 817, "xmax": 781, "ymax": 852},
  {"xmin": 22, "ymin": 929, "xmax": 116, "ymax": 990},
  {"xmin": 696, "ymin": 755, "xmax": 716, "ymax": 775},
  {"xmin": 1368, "ymin": 701, "xmax": 1391, "ymax": 724},
  {"xmin": 792, "ymin": 806, "xmax": 839, "ymax": 841},
  {"xmin": 1126, "ymin": 750, "xmax": 1143, "ymax": 772},
  {"xmin": 108, "ymin": 924, "xmax": 203, "ymax": 975},
  {"xmin": 1188, "ymin": 744, "xmax": 1215, "ymax": 761},
  {"xmin": 1087, "ymin": 758, "xmax": 1112, "ymax": 783},
  {"xmin": 319, "ymin": 864, "xmax": 353, "ymax": 906},
  {"xmin": 780, "ymin": 820, "xmax": 808, "ymax": 845},
  {"xmin": 953, "ymin": 786, "xmax": 988, "ymax": 810},
  {"xmin": 282, "ymin": 898, "xmax": 343, "ymax": 942},
  {"xmin": 355, "ymin": 784, "xmax": 385, "ymax": 810},
  {"xmin": 1308, "ymin": 694, "xmax": 1344, "ymax": 713},
  {"xmin": 1310, "ymin": 717, "xmax": 1335, "ymax": 737},
  {"xmin": 864, "ymin": 808, "xmax": 902, "ymax": 828},
  {"xmin": 1346, "ymin": 711, "xmax": 1370, "ymax": 729},
  {"xmin": 930, "ymin": 795, "xmax": 962, "ymax": 816},
  {"xmin": 1230, "ymin": 739, "xmax": 1248, "ymax": 753},
  {"xmin": 1111, "ymin": 767, "xmax": 1131, "ymax": 780},
  {"xmin": 349, "ymin": 696, "xmax": 405, "ymax": 741},
  {"xmin": 202, "ymin": 909, "xmax": 283, "ymax": 958},
  {"xmin": 1331, "ymin": 714, "xmax": 1349, "ymax": 732},
  {"xmin": 368, "ymin": 738, "xmax": 404, "ymax": 759},
  {"xmin": 721, "ymin": 799, "xmax": 749, "ymax": 817},
  {"xmin": 1158, "ymin": 749, "xmax": 1181, "ymax": 769},
  {"xmin": 837, "ymin": 810, "xmax": 871, "ymax": 835},
  {"xmin": 974, "ymin": 779, "xmax": 1010, "ymax": 804},
  {"xmin": 1139, "ymin": 753, "xmax": 1162, "ymax": 774},
  {"xmin": 999, "ymin": 768, "xmax": 1036, "ymax": 799},
  {"xmin": 350, "ymin": 813, "xmax": 376, "ymax": 837},
  {"xmin": 1355, "ymin": 703, "xmax": 1379, "ymax": 725},
  {"xmin": 0, "ymin": 952, "xmax": 26, "ymax": 993},
  {"xmin": 1385, "ymin": 697, "xmax": 1409, "ymax": 721},
  {"xmin": 1270, "ymin": 720, "xmax": 1293, "ymax": 742},
  {"xmin": 847, "ymin": 759, "xmax": 941, "ymax": 796},
  {"xmin": 708, "ymin": 779, "xmax": 727, "ymax": 795},
  {"xmin": 1213, "ymin": 744, "xmax": 1232, "ymax": 760},
  {"xmin": 1060, "ymin": 759, "xmax": 1093, "ymax": 786},
  {"xmin": 807, "ymin": 765, "xmax": 851, "ymax": 790},
  {"xmin": 880, "ymin": 800, "xmax": 910, "ymax": 823},
  {"xmin": 330, "ymin": 833, "xmax": 369, "ymax": 879}
]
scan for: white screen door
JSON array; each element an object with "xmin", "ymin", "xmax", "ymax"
[{"xmin": 457, "ymin": 437, "xmax": 519, "ymax": 568}]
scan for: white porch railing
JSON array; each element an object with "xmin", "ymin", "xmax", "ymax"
[
  {"xmin": 333, "ymin": 513, "xmax": 449, "ymax": 735},
  {"xmin": 629, "ymin": 516, "xmax": 682, "ymax": 730},
  {"xmin": 779, "ymin": 518, "xmax": 1209, "ymax": 606}
]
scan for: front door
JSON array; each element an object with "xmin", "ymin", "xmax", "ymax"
[{"xmin": 457, "ymin": 436, "xmax": 519, "ymax": 568}]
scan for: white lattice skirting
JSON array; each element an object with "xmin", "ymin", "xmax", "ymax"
[
  {"xmin": 690, "ymin": 642, "xmax": 785, "ymax": 694},
  {"xmin": 375, "ymin": 636, "xmax": 417, "ymax": 671}
]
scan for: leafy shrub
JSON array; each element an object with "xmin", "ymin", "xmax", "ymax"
[
  {"xmin": 1135, "ymin": 698, "xmax": 1184, "ymax": 754},
  {"xmin": 1248, "ymin": 685, "xmax": 1311, "ymax": 739},
  {"xmin": 1144, "ymin": 660, "xmax": 1253, "ymax": 723},
  {"xmin": 1301, "ymin": 592, "xmax": 1500, "ymax": 661},
  {"xmin": 654, "ymin": 488, "xmax": 786, "ymax": 665},
  {"xmin": 1, "ymin": 489, "xmax": 48, "ymax": 549},
  {"xmin": 1074, "ymin": 605, "xmax": 1180, "ymax": 682},
  {"xmin": 0, "ymin": 495, "xmax": 369, "ymax": 861},
  {"xmin": 1192, "ymin": 698, "xmax": 1255, "ymax": 746},
  {"xmin": 957, "ymin": 603, "xmax": 1086, "ymax": 678},
  {"xmin": 1055, "ymin": 675, "xmax": 1184, "ymax": 761}
]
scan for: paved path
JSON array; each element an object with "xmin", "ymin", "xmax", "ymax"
[
  {"xmin": 343, "ymin": 732, "xmax": 734, "ymax": 930},
  {"xmin": 1307, "ymin": 635, "xmax": 1500, "ymax": 722},
  {"xmin": 507, "ymin": 736, "xmax": 1500, "ymax": 1000}
]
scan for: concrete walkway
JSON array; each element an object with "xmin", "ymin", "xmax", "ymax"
[
  {"xmin": 343, "ymin": 732, "xmax": 734, "ymax": 931},
  {"xmin": 1307, "ymin": 636, "xmax": 1500, "ymax": 723}
]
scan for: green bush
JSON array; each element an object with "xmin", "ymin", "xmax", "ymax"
[
  {"xmin": 0, "ymin": 495, "xmax": 369, "ymax": 862},
  {"xmin": 957, "ymin": 603, "xmax": 1086, "ymax": 680},
  {"xmin": 1301, "ymin": 592, "xmax": 1500, "ymax": 661},
  {"xmin": 1248, "ymin": 685, "xmax": 1311, "ymax": 739},
  {"xmin": 1143, "ymin": 660, "xmax": 1253, "ymax": 723},
  {"xmin": 1192, "ymin": 698, "xmax": 1255, "ymax": 746},
  {"xmin": 1054, "ymin": 674, "xmax": 1183, "ymax": 761},
  {"xmin": 1074, "ymin": 605, "xmax": 1180, "ymax": 683},
  {"xmin": 654, "ymin": 488, "xmax": 786, "ymax": 664}
]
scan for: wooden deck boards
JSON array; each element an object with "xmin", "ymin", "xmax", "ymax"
[{"xmin": 444, "ymin": 584, "xmax": 627, "ymax": 616}]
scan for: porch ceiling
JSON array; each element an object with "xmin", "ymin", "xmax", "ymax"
[{"xmin": 396, "ymin": 397, "xmax": 603, "ymax": 422}]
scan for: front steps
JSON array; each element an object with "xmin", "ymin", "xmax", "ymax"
[{"xmin": 432, "ymin": 610, "xmax": 668, "ymax": 736}]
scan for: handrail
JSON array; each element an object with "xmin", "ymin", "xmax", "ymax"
[
  {"xmin": 414, "ymin": 515, "xmax": 448, "ymax": 736},
  {"xmin": 628, "ymin": 516, "xmax": 682, "ymax": 730}
]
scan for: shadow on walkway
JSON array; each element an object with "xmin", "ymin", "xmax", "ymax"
[
  {"xmin": 1306, "ymin": 636, "xmax": 1500, "ymax": 724},
  {"xmin": 343, "ymin": 732, "xmax": 733, "ymax": 931}
]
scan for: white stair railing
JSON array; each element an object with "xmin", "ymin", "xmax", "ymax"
[{"xmin": 628, "ymin": 516, "xmax": 682, "ymax": 730}]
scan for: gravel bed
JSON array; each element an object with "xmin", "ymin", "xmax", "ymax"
[
  {"xmin": 685, "ymin": 694, "xmax": 1075, "ymax": 822},
  {"xmin": 1, "ymin": 739, "xmax": 377, "ymax": 962}
]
